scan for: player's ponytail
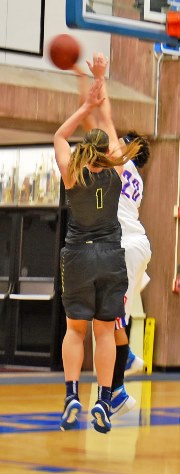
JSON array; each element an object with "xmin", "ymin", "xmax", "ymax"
[{"xmin": 69, "ymin": 128, "xmax": 142, "ymax": 186}]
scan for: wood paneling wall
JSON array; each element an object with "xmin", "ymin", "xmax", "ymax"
[
  {"xmin": 140, "ymin": 141, "xmax": 180, "ymax": 367},
  {"xmin": 111, "ymin": 35, "xmax": 155, "ymax": 98},
  {"xmin": 0, "ymin": 65, "xmax": 155, "ymax": 138},
  {"xmin": 111, "ymin": 1, "xmax": 156, "ymax": 97},
  {"xmin": 158, "ymin": 59, "xmax": 180, "ymax": 136}
]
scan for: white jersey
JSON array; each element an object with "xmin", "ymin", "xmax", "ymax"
[
  {"xmin": 117, "ymin": 160, "xmax": 151, "ymax": 323},
  {"xmin": 118, "ymin": 160, "xmax": 145, "ymax": 238}
]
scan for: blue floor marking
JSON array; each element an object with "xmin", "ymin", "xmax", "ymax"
[
  {"xmin": 0, "ymin": 460, "xmax": 76, "ymax": 473},
  {"xmin": 0, "ymin": 407, "xmax": 179, "ymax": 434},
  {"xmin": 149, "ymin": 407, "xmax": 180, "ymax": 425},
  {"xmin": 0, "ymin": 458, "xmax": 120, "ymax": 474},
  {"xmin": 32, "ymin": 468, "xmax": 76, "ymax": 473}
]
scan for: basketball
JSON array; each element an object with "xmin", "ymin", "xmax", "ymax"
[{"xmin": 49, "ymin": 34, "xmax": 81, "ymax": 70}]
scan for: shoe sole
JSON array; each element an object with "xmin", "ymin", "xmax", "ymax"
[
  {"xmin": 125, "ymin": 358, "xmax": 144, "ymax": 376},
  {"xmin": 110, "ymin": 395, "xmax": 136, "ymax": 417},
  {"xmin": 60, "ymin": 400, "xmax": 82, "ymax": 431},
  {"xmin": 91, "ymin": 404, "xmax": 111, "ymax": 433}
]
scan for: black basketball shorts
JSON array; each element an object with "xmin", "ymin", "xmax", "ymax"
[{"xmin": 60, "ymin": 242, "xmax": 128, "ymax": 322}]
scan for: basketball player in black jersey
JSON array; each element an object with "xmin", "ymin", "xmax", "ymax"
[
  {"xmin": 54, "ymin": 78, "xmax": 141, "ymax": 433},
  {"xmin": 74, "ymin": 53, "xmax": 150, "ymax": 417}
]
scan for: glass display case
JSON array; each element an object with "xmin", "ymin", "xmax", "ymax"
[
  {"xmin": 0, "ymin": 143, "xmax": 93, "ymax": 370},
  {"xmin": 0, "ymin": 213, "xmax": 13, "ymax": 355},
  {"xmin": 0, "ymin": 146, "xmax": 60, "ymax": 207},
  {"xmin": 0, "ymin": 145, "xmax": 66, "ymax": 368}
]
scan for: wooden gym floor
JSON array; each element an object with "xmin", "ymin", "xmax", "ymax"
[{"xmin": 0, "ymin": 372, "xmax": 179, "ymax": 474}]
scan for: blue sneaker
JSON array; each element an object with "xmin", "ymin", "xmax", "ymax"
[
  {"xmin": 110, "ymin": 385, "xmax": 136, "ymax": 417},
  {"xmin": 60, "ymin": 397, "xmax": 82, "ymax": 431},
  {"xmin": 91, "ymin": 400, "xmax": 111, "ymax": 434},
  {"xmin": 125, "ymin": 347, "xmax": 144, "ymax": 376}
]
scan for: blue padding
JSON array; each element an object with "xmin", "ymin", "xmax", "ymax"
[
  {"xmin": 66, "ymin": 0, "xmax": 78, "ymax": 28},
  {"xmin": 154, "ymin": 42, "xmax": 180, "ymax": 56}
]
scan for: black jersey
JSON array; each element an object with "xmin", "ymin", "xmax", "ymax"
[{"xmin": 65, "ymin": 167, "xmax": 122, "ymax": 244}]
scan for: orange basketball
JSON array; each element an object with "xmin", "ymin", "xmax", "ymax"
[{"xmin": 49, "ymin": 34, "xmax": 81, "ymax": 70}]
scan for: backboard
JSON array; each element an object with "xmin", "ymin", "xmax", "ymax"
[{"xmin": 66, "ymin": 0, "xmax": 180, "ymax": 47}]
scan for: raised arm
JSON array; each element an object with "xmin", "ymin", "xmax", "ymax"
[
  {"xmin": 72, "ymin": 63, "xmax": 97, "ymax": 130},
  {"xmin": 86, "ymin": 53, "xmax": 121, "ymax": 155},
  {"xmin": 54, "ymin": 78, "xmax": 104, "ymax": 188}
]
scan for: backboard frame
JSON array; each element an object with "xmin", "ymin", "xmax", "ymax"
[{"xmin": 66, "ymin": 0, "xmax": 180, "ymax": 47}]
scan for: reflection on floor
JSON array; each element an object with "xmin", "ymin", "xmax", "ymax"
[{"xmin": 0, "ymin": 375, "xmax": 179, "ymax": 474}]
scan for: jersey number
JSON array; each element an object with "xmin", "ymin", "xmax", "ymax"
[
  {"xmin": 121, "ymin": 170, "xmax": 140, "ymax": 202},
  {"xmin": 96, "ymin": 188, "xmax": 103, "ymax": 209}
]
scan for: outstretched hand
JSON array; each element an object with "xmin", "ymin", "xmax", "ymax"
[
  {"xmin": 85, "ymin": 78, "xmax": 105, "ymax": 109},
  {"xmin": 86, "ymin": 52, "xmax": 109, "ymax": 78}
]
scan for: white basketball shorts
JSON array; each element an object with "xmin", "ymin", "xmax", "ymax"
[{"xmin": 121, "ymin": 234, "xmax": 151, "ymax": 324}]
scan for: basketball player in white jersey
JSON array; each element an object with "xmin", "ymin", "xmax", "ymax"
[
  {"xmin": 111, "ymin": 130, "xmax": 151, "ymax": 416},
  {"xmin": 73, "ymin": 53, "xmax": 151, "ymax": 416},
  {"xmin": 118, "ymin": 131, "xmax": 151, "ymax": 326}
]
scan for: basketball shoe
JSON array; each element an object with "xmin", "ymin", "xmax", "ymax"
[
  {"xmin": 110, "ymin": 384, "xmax": 136, "ymax": 417},
  {"xmin": 91, "ymin": 400, "xmax": 111, "ymax": 434},
  {"xmin": 60, "ymin": 396, "xmax": 82, "ymax": 431},
  {"xmin": 125, "ymin": 347, "xmax": 144, "ymax": 376}
]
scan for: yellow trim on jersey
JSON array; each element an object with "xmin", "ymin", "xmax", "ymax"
[{"xmin": 61, "ymin": 256, "xmax": 65, "ymax": 293}]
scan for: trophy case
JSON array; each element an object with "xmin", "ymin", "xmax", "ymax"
[
  {"xmin": 0, "ymin": 146, "xmax": 60, "ymax": 207},
  {"xmin": 0, "ymin": 145, "xmax": 67, "ymax": 369}
]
